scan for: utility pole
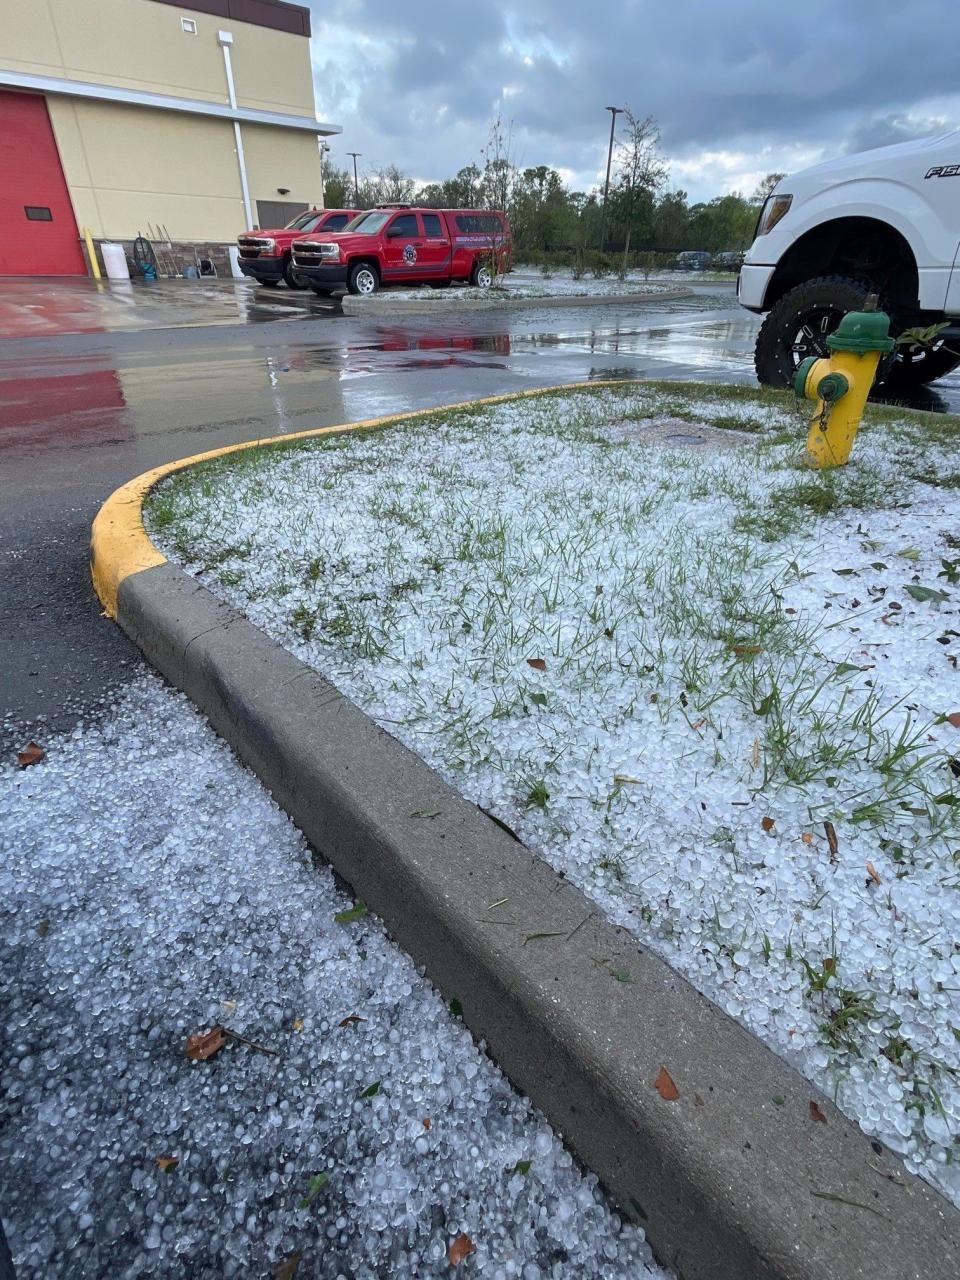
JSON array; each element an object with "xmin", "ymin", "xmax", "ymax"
[
  {"xmin": 599, "ymin": 106, "xmax": 622, "ymax": 253},
  {"xmin": 318, "ymin": 140, "xmax": 330, "ymax": 205},
  {"xmin": 347, "ymin": 152, "xmax": 362, "ymax": 206}
]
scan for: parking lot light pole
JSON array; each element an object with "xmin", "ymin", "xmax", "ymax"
[
  {"xmin": 599, "ymin": 105, "xmax": 623, "ymax": 253},
  {"xmin": 347, "ymin": 152, "xmax": 361, "ymax": 206}
]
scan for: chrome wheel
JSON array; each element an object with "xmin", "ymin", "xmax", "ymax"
[
  {"xmin": 356, "ymin": 267, "xmax": 377, "ymax": 295},
  {"xmin": 474, "ymin": 264, "xmax": 493, "ymax": 288}
]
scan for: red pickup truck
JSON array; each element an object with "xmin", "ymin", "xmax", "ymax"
[
  {"xmin": 236, "ymin": 207, "xmax": 360, "ymax": 288},
  {"xmin": 290, "ymin": 205, "xmax": 512, "ymax": 295}
]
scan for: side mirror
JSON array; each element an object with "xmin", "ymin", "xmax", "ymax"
[{"xmin": 386, "ymin": 226, "xmax": 405, "ymax": 239}]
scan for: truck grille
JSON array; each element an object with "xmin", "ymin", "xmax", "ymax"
[
  {"xmin": 292, "ymin": 240, "xmax": 333, "ymax": 266},
  {"xmin": 237, "ymin": 236, "xmax": 273, "ymax": 260}
]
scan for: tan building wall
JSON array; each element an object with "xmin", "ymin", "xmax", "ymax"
[
  {"xmin": 0, "ymin": 0, "xmax": 329, "ymax": 246},
  {"xmin": 48, "ymin": 98, "xmax": 322, "ymax": 240},
  {"xmin": 2, "ymin": 0, "xmax": 315, "ymax": 116}
]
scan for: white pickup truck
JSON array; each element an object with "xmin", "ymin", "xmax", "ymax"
[{"xmin": 739, "ymin": 131, "xmax": 960, "ymax": 391}]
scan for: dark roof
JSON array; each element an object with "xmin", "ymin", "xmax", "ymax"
[{"xmin": 150, "ymin": 0, "xmax": 311, "ymax": 38}]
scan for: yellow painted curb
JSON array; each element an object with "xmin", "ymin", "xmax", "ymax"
[{"xmin": 90, "ymin": 380, "xmax": 637, "ymax": 618}]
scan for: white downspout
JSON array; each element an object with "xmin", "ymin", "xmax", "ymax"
[{"xmin": 217, "ymin": 30, "xmax": 253, "ymax": 228}]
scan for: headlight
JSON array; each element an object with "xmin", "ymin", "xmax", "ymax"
[
  {"xmin": 756, "ymin": 194, "xmax": 792, "ymax": 236},
  {"xmin": 259, "ymin": 237, "xmax": 277, "ymax": 252},
  {"xmin": 318, "ymin": 243, "xmax": 340, "ymax": 261}
]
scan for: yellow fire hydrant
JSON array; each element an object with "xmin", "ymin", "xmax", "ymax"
[{"xmin": 794, "ymin": 303, "xmax": 896, "ymax": 468}]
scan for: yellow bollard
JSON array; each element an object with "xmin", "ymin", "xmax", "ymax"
[
  {"xmin": 83, "ymin": 227, "xmax": 102, "ymax": 281},
  {"xmin": 794, "ymin": 306, "xmax": 896, "ymax": 468}
]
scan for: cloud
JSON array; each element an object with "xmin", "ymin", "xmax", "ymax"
[{"xmin": 307, "ymin": 0, "xmax": 960, "ymax": 201}]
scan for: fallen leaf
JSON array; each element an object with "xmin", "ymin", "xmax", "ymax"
[
  {"xmin": 654, "ymin": 1066, "xmax": 680, "ymax": 1101},
  {"xmin": 694, "ymin": 1094, "xmax": 705, "ymax": 1107},
  {"xmin": 292, "ymin": 1017, "xmax": 304, "ymax": 1032},
  {"xmin": 801, "ymin": 832, "xmax": 815, "ymax": 845},
  {"xmin": 785, "ymin": 607, "xmax": 797, "ymax": 615},
  {"xmin": 947, "ymin": 712, "xmax": 960, "ymax": 728},
  {"xmin": 822, "ymin": 957, "xmax": 836, "ymax": 974},
  {"xmin": 522, "ymin": 931, "xmax": 566, "ymax": 946},
  {"xmin": 761, "ymin": 816, "xmax": 775, "ymax": 833},
  {"xmin": 526, "ymin": 657, "xmax": 547, "ymax": 671},
  {"xmin": 448, "ymin": 998, "xmax": 463, "ymax": 1018},
  {"xmin": 905, "ymin": 584, "xmax": 949, "ymax": 603},
  {"xmin": 732, "ymin": 644, "xmax": 763, "ymax": 657},
  {"xmin": 811, "ymin": 1190, "xmax": 884, "ymax": 1219},
  {"xmin": 359, "ymin": 1080, "xmax": 381, "ymax": 1099},
  {"xmin": 823, "ymin": 821, "xmax": 839, "ymax": 863},
  {"xmin": 422, "ymin": 1117, "xmax": 431, "ymax": 1129},
  {"xmin": 155, "ymin": 1155, "xmax": 178, "ymax": 1172},
  {"xmin": 300, "ymin": 1172, "xmax": 330, "ymax": 1208},
  {"xmin": 690, "ymin": 716, "xmax": 707, "ymax": 731},
  {"xmin": 410, "ymin": 808, "xmax": 442, "ymax": 819},
  {"xmin": 16, "ymin": 742, "xmax": 44, "ymax": 769},
  {"xmin": 610, "ymin": 969, "xmax": 632, "ymax": 983},
  {"xmin": 448, "ymin": 1234, "xmax": 476, "ymax": 1266},
  {"xmin": 338, "ymin": 1014, "xmax": 364, "ymax": 1028},
  {"xmin": 751, "ymin": 738, "xmax": 761, "ymax": 767},
  {"xmin": 508, "ymin": 1159, "xmax": 532, "ymax": 1176},
  {"xmin": 185, "ymin": 1025, "xmax": 228, "ymax": 1061},
  {"xmin": 35, "ymin": 920, "xmax": 50, "ymax": 938},
  {"xmin": 221, "ymin": 1000, "xmax": 237, "ymax": 1014},
  {"xmin": 648, "ymin": 692, "xmax": 659, "ymax": 704},
  {"xmin": 866, "ymin": 862, "xmax": 882, "ymax": 887},
  {"xmin": 809, "ymin": 1100, "xmax": 827, "ymax": 1124},
  {"xmin": 334, "ymin": 902, "xmax": 367, "ymax": 924},
  {"xmin": 274, "ymin": 1252, "xmax": 302, "ymax": 1280}
]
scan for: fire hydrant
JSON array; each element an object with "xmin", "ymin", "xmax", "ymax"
[{"xmin": 794, "ymin": 303, "xmax": 896, "ymax": 468}]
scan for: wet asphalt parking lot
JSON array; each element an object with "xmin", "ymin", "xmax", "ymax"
[{"xmin": 3, "ymin": 274, "xmax": 960, "ymax": 741}]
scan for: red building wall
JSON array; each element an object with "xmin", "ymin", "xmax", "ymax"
[{"xmin": 0, "ymin": 91, "xmax": 87, "ymax": 276}]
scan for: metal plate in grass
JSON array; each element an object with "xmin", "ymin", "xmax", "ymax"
[{"xmin": 606, "ymin": 417, "xmax": 755, "ymax": 450}]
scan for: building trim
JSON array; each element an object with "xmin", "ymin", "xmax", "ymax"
[
  {"xmin": 150, "ymin": 0, "xmax": 311, "ymax": 39},
  {"xmin": 0, "ymin": 69, "xmax": 339, "ymax": 135}
]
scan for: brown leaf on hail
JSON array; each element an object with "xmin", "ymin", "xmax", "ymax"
[
  {"xmin": 800, "ymin": 832, "xmax": 814, "ymax": 845},
  {"xmin": 526, "ymin": 658, "xmax": 547, "ymax": 671},
  {"xmin": 448, "ymin": 1233, "xmax": 476, "ymax": 1266},
  {"xmin": 809, "ymin": 1100, "xmax": 827, "ymax": 1124},
  {"xmin": 155, "ymin": 1155, "xmax": 178, "ymax": 1172},
  {"xmin": 690, "ymin": 717, "xmax": 707, "ymax": 731},
  {"xmin": 185, "ymin": 1025, "xmax": 228, "ymax": 1061},
  {"xmin": 274, "ymin": 1252, "xmax": 302, "ymax": 1280},
  {"xmin": 761, "ymin": 816, "xmax": 775, "ymax": 833},
  {"xmin": 422, "ymin": 1117, "xmax": 432, "ymax": 1129},
  {"xmin": 947, "ymin": 712, "xmax": 960, "ymax": 728},
  {"xmin": 16, "ymin": 742, "xmax": 44, "ymax": 769},
  {"xmin": 654, "ymin": 1066, "xmax": 680, "ymax": 1101},
  {"xmin": 866, "ymin": 862, "xmax": 882, "ymax": 886},
  {"xmin": 292, "ymin": 1017, "xmax": 304, "ymax": 1032},
  {"xmin": 824, "ymin": 820, "xmax": 839, "ymax": 863},
  {"xmin": 338, "ymin": 1014, "xmax": 365, "ymax": 1028},
  {"xmin": 732, "ymin": 644, "xmax": 763, "ymax": 657}
]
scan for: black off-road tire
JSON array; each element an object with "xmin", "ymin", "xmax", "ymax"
[
  {"xmin": 883, "ymin": 339, "xmax": 960, "ymax": 391},
  {"xmin": 754, "ymin": 275, "xmax": 876, "ymax": 388}
]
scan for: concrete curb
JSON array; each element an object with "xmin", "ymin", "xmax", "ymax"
[
  {"xmin": 340, "ymin": 287, "xmax": 690, "ymax": 316},
  {"xmin": 91, "ymin": 391, "xmax": 960, "ymax": 1280}
]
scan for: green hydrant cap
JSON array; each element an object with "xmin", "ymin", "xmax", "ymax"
[
  {"xmin": 826, "ymin": 308, "xmax": 896, "ymax": 354},
  {"xmin": 794, "ymin": 355, "xmax": 818, "ymax": 397},
  {"xmin": 816, "ymin": 371, "xmax": 850, "ymax": 401}
]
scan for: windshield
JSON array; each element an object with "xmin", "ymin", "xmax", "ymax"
[
  {"xmin": 283, "ymin": 210, "xmax": 322, "ymax": 231},
  {"xmin": 341, "ymin": 211, "xmax": 390, "ymax": 235}
]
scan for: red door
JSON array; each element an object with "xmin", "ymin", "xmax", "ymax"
[{"xmin": 0, "ymin": 91, "xmax": 86, "ymax": 276}]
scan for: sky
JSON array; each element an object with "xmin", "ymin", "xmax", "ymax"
[{"xmin": 308, "ymin": 0, "xmax": 960, "ymax": 204}]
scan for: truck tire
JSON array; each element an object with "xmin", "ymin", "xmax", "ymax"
[
  {"xmin": 883, "ymin": 338, "xmax": 960, "ymax": 391},
  {"xmin": 283, "ymin": 257, "xmax": 308, "ymax": 290},
  {"xmin": 347, "ymin": 262, "xmax": 379, "ymax": 296},
  {"xmin": 470, "ymin": 260, "xmax": 493, "ymax": 288},
  {"xmin": 310, "ymin": 285, "xmax": 334, "ymax": 297},
  {"xmin": 755, "ymin": 275, "xmax": 875, "ymax": 388}
]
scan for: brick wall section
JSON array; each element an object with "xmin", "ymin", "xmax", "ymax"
[{"xmin": 92, "ymin": 239, "xmax": 236, "ymax": 278}]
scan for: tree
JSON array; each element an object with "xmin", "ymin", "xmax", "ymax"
[
  {"xmin": 323, "ymin": 162, "xmax": 352, "ymax": 209},
  {"xmin": 652, "ymin": 189, "xmax": 690, "ymax": 251},
  {"xmin": 361, "ymin": 164, "xmax": 416, "ymax": 207},
  {"xmin": 753, "ymin": 172, "xmax": 786, "ymax": 204},
  {"xmin": 612, "ymin": 109, "xmax": 667, "ymax": 268}
]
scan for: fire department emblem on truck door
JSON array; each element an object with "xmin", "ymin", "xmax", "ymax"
[{"xmin": 403, "ymin": 243, "xmax": 417, "ymax": 264}]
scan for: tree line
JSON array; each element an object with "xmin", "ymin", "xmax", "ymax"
[{"xmin": 323, "ymin": 111, "xmax": 785, "ymax": 264}]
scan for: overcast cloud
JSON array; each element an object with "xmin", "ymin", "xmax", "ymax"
[{"xmin": 309, "ymin": 0, "xmax": 959, "ymax": 202}]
